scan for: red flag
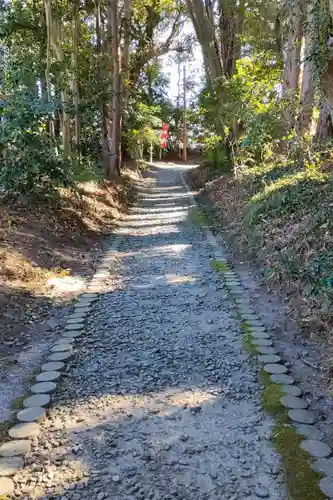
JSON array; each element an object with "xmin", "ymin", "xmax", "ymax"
[{"xmin": 160, "ymin": 124, "xmax": 169, "ymax": 148}]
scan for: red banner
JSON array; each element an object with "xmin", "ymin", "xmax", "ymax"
[{"xmin": 160, "ymin": 123, "xmax": 169, "ymax": 148}]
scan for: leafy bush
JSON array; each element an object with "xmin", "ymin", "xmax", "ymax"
[{"xmin": 0, "ymin": 90, "xmax": 73, "ymax": 200}]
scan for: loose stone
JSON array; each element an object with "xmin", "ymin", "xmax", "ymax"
[
  {"xmin": 0, "ymin": 456, "xmax": 24, "ymax": 476},
  {"xmin": 263, "ymin": 364, "xmax": 287, "ymax": 375},
  {"xmin": 36, "ymin": 371, "xmax": 61, "ymax": 382},
  {"xmin": 30, "ymin": 381, "xmax": 57, "ymax": 394},
  {"xmin": 280, "ymin": 396, "xmax": 308, "ymax": 410},
  {"xmin": 0, "ymin": 440, "xmax": 31, "ymax": 457},
  {"xmin": 300, "ymin": 439, "xmax": 332, "ymax": 458},
  {"xmin": 254, "ymin": 485, "xmax": 269, "ymax": 498},
  {"xmin": 270, "ymin": 374, "xmax": 294, "ymax": 385},
  {"xmin": 41, "ymin": 361, "xmax": 65, "ymax": 371},
  {"xmin": 0, "ymin": 477, "xmax": 14, "ymax": 495},
  {"xmin": 288, "ymin": 409, "xmax": 316, "ymax": 424},
  {"xmin": 258, "ymin": 355, "xmax": 281, "ymax": 364},
  {"xmin": 17, "ymin": 406, "xmax": 46, "ymax": 423},
  {"xmin": 8, "ymin": 422, "xmax": 41, "ymax": 439}
]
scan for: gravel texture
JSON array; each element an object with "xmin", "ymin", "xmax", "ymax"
[{"xmin": 11, "ymin": 164, "xmax": 287, "ymax": 499}]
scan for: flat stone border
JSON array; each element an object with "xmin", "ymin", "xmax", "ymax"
[
  {"xmin": 0, "ymin": 231, "xmax": 123, "ymax": 495},
  {"xmin": 180, "ymin": 170, "xmax": 333, "ymax": 499}
]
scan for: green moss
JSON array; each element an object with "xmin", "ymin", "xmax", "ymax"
[
  {"xmin": 189, "ymin": 206, "xmax": 209, "ymax": 227},
  {"xmin": 274, "ymin": 425, "xmax": 326, "ymax": 500},
  {"xmin": 241, "ymin": 322, "xmax": 257, "ymax": 356},
  {"xmin": 211, "ymin": 259, "xmax": 229, "ymax": 271}
]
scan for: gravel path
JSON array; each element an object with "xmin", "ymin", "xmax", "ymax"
[{"xmin": 14, "ymin": 164, "xmax": 287, "ymax": 499}]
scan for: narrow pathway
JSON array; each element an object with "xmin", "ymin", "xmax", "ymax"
[{"xmin": 15, "ymin": 164, "xmax": 286, "ymax": 499}]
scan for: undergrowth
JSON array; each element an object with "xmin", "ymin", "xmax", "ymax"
[{"xmin": 196, "ymin": 151, "xmax": 333, "ymax": 337}]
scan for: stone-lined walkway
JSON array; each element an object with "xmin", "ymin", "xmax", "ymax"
[{"xmin": 3, "ymin": 164, "xmax": 287, "ymax": 499}]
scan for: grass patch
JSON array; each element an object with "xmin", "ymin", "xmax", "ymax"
[
  {"xmin": 0, "ymin": 420, "xmax": 11, "ymax": 443},
  {"xmin": 211, "ymin": 259, "xmax": 229, "ymax": 271},
  {"xmin": 11, "ymin": 393, "xmax": 27, "ymax": 411},
  {"xmin": 274, "ymin": 426, "xmax": 326, "ymax": 500}
]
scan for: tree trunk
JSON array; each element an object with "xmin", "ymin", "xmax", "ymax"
[
  {"xmin": 315, "ymin": 100, "xmax": 333, "ymax": 141},
  {"xmin": 296, "ymin": 3, "xmax": 314, "ymax": 135},
  {"xmin": 72, "ymin": 0, "xmax": 80, "ymax": 163},
  {"xmin": 108, "ymin": 0, "xmax": 121, "ymax": 177},
  {"xmin": 44, "ymin": 0, "xmax": 71, "ymax": 157},
  {"xmin": 282, "ymin": 2, "xmax": 303, "ymax": 130}
]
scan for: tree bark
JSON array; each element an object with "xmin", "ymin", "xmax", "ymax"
[
  {"xmin": 282, "ymin": 2, "xmax": 303, "ymax": 130},
  {"xmin": 107, "ymin": 0, "xmax": 121, "ymax": 178},
  {"xmin": 315, "ymin": 100, "xmax": 333, "ymax": 140},
  {"xmin": 72, "ymin": 0, "xmax": 80, "ymax": 163}
]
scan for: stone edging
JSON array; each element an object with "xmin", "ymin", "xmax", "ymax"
[
  {"xmin": 180, "ymin": 170, "xmax": 333, "ymax": 500},
  {"xmin": 0, "ymin": 235, "xmax": 123, "ymax": 496}
]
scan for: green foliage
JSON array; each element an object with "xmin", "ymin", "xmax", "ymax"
[{"xmin": 0, "ymin": 91, "xmax": 73, "ymax": 199}]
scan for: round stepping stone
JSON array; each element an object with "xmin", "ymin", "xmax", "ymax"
[
  {"xmin": 31, "ymin": 381, "xmax": 57, "ymax": 394},
  {"xmin": 17, "ymin": 407, "xmax": 46, "ymax": 423},
  {"xmin": 281, "ymin": 385, "xmax": 302, "ymax": 397},
  {"xmin": 82, "ymin": 293, "xmax": 98, "ymax": 299},
  {"xmin": 270, "ymin": 374, "xmax": 294, "ymax": 385},
  {"xmin": 264, "ymin": 364, "xmax": 287, "ymax": 375},
  {"xmin": 62, "ymin": 330, "xmax": 82, "ymax": 339},
  {"xmin": 288, "ymin": 409, "xmax": 316, "ymax": 424},
  {"xmin": 242, "ymin": 314, "xmax": 260, "ymax": 321},
  {"xmin": 8, "ymin": 422, "xmax": 40, "ymax": 439},
  {"xmin": 320, "ymin": 476, "xmax": 333, "ymax": 497},
  {"xmin": 48, "ymin": 351, "xmax": 72, "ymax": 362},
  {"xmin": 65, "ymin": 324, "xmax": 83, "ymax": 331},
  {"xmin": 0, "ymin": 456, "xmax": 24, "ymax": 476},
  {"xmin": 0, "ymin": 477, "xmax": 14, "ymax": 494},
  {"xmin": 53, "ymin": 337, "xmax": 75, "ymax": 345},
  {"xmin": 256, "ymin": 346, "xmax": 278, "ymax": 355},
  {"xmin": 77, "ymin": 300, "xmax": 92, "ymax": 308},
  {"xmin": 66, "ymin": 318, "xmax": 85, "ymax": 325},
  {"xmin": 50, "ymin": 343, "xmax": 72, "ymax": 352},
  {"xmin": 74, "ymin": 306, "xmax": 90, "ymax": 313},
  {"xmin": 251, "ymin": 332, "xmax": 271, "ymax": 339},
  {"xmin": 312, "ymin": 457, "xmax": 333, "ymax": 475},
  {"xmin": 300, "ymin": 439, "xmax": 332, "ymax": 458},
  {"xmin": 253, "ymin": 339, "xmax": 272, "ymax": 347},
  {"xmin": 70, "ymin": 311, "xmax": 87, "ymax": 319},
  {"xmin": 0, "ymin": 440, "xmax": 31, "ymax": 457},
  {"xmin": 296, "ymin": 424, "xmax": 324, "ymax": 440},
  {"xmin": 23, "ymin": 394, "xmax": 50, "ymax": 408},
  {"xmin": 36, "ymin": 371, "xmax": 61, "ymax": 382},
  {"xmin": 247, "ymin": 320, "xmax": 265, "ymax": 327},
  {"xmin": 258, "ymin": 355, "xmax": 281, "ymax": 364},
  {"xmin": 41, "ymin": 361, "xmax": 65, "ymax": 372},
  {"xmin": 280, "ymin": 395, "xmax": 308, "ymax": 410}
]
